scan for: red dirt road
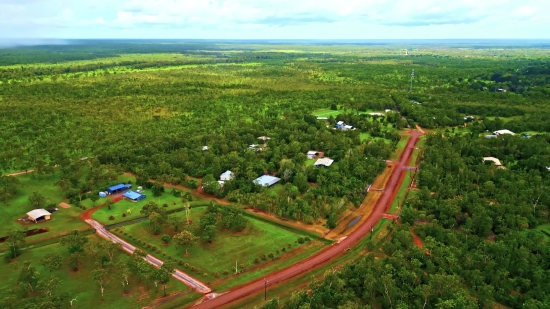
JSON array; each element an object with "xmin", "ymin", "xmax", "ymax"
[{"xmin": 191, "ymin": 130, "xmax": 423, "ymax": 309}]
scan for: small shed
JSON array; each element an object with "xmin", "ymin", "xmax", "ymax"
[
  {"xmin": 493, "ymin": 129, "xmax": 515, "ymax": 136},
  {"xmin": 314, "ymin": 158, "xmax": 334, "ymax": 167},
  {"xmin": 253, "ymin": 175, "xmax": 281, "ymax": 187},
  {"xmin": 123, "ymin": 190, "xmax": 146, "ymax": 202},
  {"xmin": 99, "ymin": 192, "xmax": 107, "ymax": 198},
  {"xmin": 307, "ymin": 151, "xmax": 319, "ymax": 159},
  {"xmin": 202, "ymin": 146, "xmax": 209, "ymax": 151},
  {"xmin": 106, "ymin": 184, "xmax": 132, "ymax": 194},
  {"xmin": 27, "ymin": 209, "xmax": 52, "ymax": 223},
  {"xmin": 220, "ymin": 170, "xmax": 234, "ymax": 181}
]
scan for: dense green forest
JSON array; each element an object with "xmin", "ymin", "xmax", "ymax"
[
  {"xmin": 264, "ymin": 133, "xmax": 550, "ymax": 309},
  {"xmin": 1, "ymin": 42, "xmax": 549, "ymax": 308}
]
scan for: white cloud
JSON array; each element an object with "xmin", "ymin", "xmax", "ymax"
[{"xmin": 1, "ymin": 0, "xmax": 550, "ymax": 38}]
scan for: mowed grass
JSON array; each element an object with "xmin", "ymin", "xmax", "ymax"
[
  {"xmin": 92, "ymin": 189, "xmax": 208, "ymax": 224},
  {"xmin": 115, "ymin": 209, "xmax": 315, "ymax": 282},
  {"xmin": 535, "ymin": 224, "xmax": 550, "ymax": 240},
  {"xmin": 0, "ymin": 236, "xmax": 191, "ymax": 308},
  {"xmin": 360, "ymin": 132, "xmax": 393, "ymax": 144},
  {"xmin": 0, "ymin": 173, "xmax": 88, "ymax": 243},
  {"xmin": 313, "ymin": 109, "xmax": 342, "ymax": 117},
  {"xmin": 388, "ymin": 171, "xmax": 414, "ymax": 215},
  {"xmin": 390, "ymin": 134, "xmax": 411, "ymax": 161}
]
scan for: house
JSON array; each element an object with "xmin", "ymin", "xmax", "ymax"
[
  {"xmin": 314, "ymin": 158, "xmax": 334, "ymax": 167},
  {"xmin": 106, "ymin": 183, "xmax": 132, "ymax": 194},
  {"xmin": 220, "ymin": 170, "xmax": 234, "ymax": 181},
  {"xmin": 202, "ymin": 146, "xmax": 209, "ymax": 151},
  {"xmin": 493, "ymin": 129, "xmax": 515, "ymax": 136},
  {"xmin": 258, "ymin": 136, "xmax": 271, "ymax": 142},
  {"xmin": 123, "ymin": 190, "xmax": 147, "ymax": 202},
  {"xmin": 27, "ymin": 209, "xmax": 52, "ymax": 223},
  {"xmin": 248, "ymin": 144, "xmax": 262, "ymax": 151},
  {"xmin": 342, "ymin": 125, "xmax": 354, "ymax": 131},
  {"xmin": 546, "ymin": 167, "xmax": 550, "ymax": 172},
  {"xmin": 307, "ymin": 151, "xmax": 319, "ymax": 159},
  {"xmin": 253, "ymin": 175, "xmax": 281, "ymax": 187},
  {"xmin": 368, "ymin": 112, "xmax": 386, "ymax": 117},
  {"xmin": 483, "ymin": 157, "xmax": 505, "ymax": 169}
]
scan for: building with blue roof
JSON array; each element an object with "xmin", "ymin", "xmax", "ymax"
[
  {"xmin": 253, "ymin": 175, "xmax": 281, "ymax": 187},
  {"xmin": 106, "ymin": 183, "xmax": 132, "ymax": 194},
  {"xmin": 123, "ymin": 190, "xmax": 146, "ymax": 202}
]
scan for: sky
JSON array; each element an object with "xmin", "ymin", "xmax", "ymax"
[{"xmin": 0, "ymin": 0, "xmax": 549, "ymax": 40}]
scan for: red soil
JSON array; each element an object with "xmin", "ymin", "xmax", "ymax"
[{"xmin": 59, "ymin": 202, "xmax": 71, "ymax": 209}]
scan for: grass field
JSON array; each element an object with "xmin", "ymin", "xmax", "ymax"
[
  {"xmin": 409, "ymin": 137, "xmax": 426, "ymax": 167},
  {"xmin": 360, "ymin": 132, "xmax": 393, "ymax": 144},
  {"xmin": 91, "ymin": 189, "xmax": 208, "ymax": 224},
  {"xmin": 312, "ymin": 109, "xmax": 342, "ymax": 118},
  {"xmin": 224, "ymin": 218, "xmax": 392, "ymax": 309},
  {"xmin": 388, "ymin": 171, "xmax": 414, "ymax": 215},
  {"xmin": 390, "ymin": 134, "xmax": 411, "ymax": 161},
  {"xmin": 113, "ymin": 209, "xmax": 320, "ymax": 287},
  {"xmin": 535, "ymin": 224, "xmax": 550, "ymax": 240},
  {"xmin": 0, "ymin": 235, "xmax": 191, "ymax": 308}
]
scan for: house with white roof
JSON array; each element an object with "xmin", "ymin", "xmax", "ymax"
[
  {"xmin": 493, "ymin": 129, "xmax": 515, "ymax": 136},
  {"xmin": 483, "ymin": 157, "xmax": 506, "ymax": 169},
  {"xmin": 314, "ymin": 158, "xmax": 334, "ymax": 167},
  {"xmin": 220, "ymin": 170, "xmax": 234, "ymax": 181},
  {"xmin": 307, "ymin": 151, "xmax": 319, "ymax": 159}
]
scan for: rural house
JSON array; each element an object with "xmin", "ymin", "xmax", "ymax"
[
  {"xmin": 253, "ymin": 175, "xmax": 281, "ymax": 187},
  {"xmin": 314, "ymin": 158, "xmax": 334, "ymax": 167},
  {"xmin": 220, "ymin": 170, "xmax": 234, "ymax": 182}
]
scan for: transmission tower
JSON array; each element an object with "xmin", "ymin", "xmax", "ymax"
[{"xmin": 410, "ymin": 69, "xmax": 415, "ymax": 93}]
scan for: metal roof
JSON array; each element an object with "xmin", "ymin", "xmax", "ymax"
[
  {"xmin": 123, "ymin": 190, "xmax": 145, "ymax": 200},
  {"xmin": 314, "ymin": 158, "xmax": 334, "ymax": 167},
  {"xmin": 27, "ymin": 209, "xmax": 52, "ymax": 220},
  {"xmin": 254, "ymin": 175, "xmax": 281, "ymax": 187}
]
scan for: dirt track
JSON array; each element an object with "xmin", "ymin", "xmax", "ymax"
[{"xmin": 191, "ymin": 130, "xmax": 423, "ymax": 309}]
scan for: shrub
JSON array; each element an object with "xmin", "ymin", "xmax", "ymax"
[
  {"xmin": 108, "ymin": 215, "xmax": 115, "ymax": 220},
  {"xmin": 214, "ymin": 272, "xmax": 220, "ymax": 278},
  {"xmin": 282, "ymin": 247, "xmax": 286, "ymax": 252},
  {"xmin": 162, "ymin": 252, "xmax": 166, "ymax": 256},
  {"xmin": 304, "ymin": 237, "xmax": 311, "ymax": 242},
  {"xmin": 287, "ymin": 244, "xmax": 292, "ymax": 248},
  {"xmin": 298, "ymin": 237, "xmax": 305, "ymax": 244},
  {"xmin": 268, "ymin": 252, "xmax": 274, "ymax": 259},
  {"xmin": 81, "ymin": 206, "xmax": 87, "ymax": 210},
  {"xmin": 184, "ymin": 263, "xmax": 189, "ymax": 268},
  {"xmin": 223, "ymin": 269, "xmax": 229, "ymax": 275},
  {"xmin": 261, "ymin": 254, "xmax": 267, "ymax": 260},
  {"xmin": 276, "ymin": 250, "xmax": 279, "ymax": 255},
  {"xmin": 146, "ymin": 243, "xmax": 151, "ymax": 247},
  {"xmin": 191, "ymin": 266, "xmax": 196, "ymax": 271},
  {"xmin": 172, "ymin": 201, "xmax": 176, "ymax": 205},
  {"xmin": 240, "ymin": 264, "xmax": 245, "ymax": 270},
  {"xmin": 163, "ymin": 203, "xmax": 169, "ymax": 208},
  {"xmin": 157, "ymin": 249, "xmax": 161, "ymax": 253},
  {"xmin": 254, "ymin": 257, "xmax": 260, "ymax": 264},
  {"xmin": 122, "ymin": 212, "xmax": 126, "ymax": 217},
  {"xmin": 161, "ymin": 235, "xmax": 171, "ymax": 244},
  {"xmin": 151, "ymin": 245, "xmax": 157, "ymax": 251},
  {"xmin": 178, "ymin": 260, "xmax": 184, "ymax": 265},
  {"xmin": 203, "ymin": 273, "xmax": 208, "ymax": 277}
]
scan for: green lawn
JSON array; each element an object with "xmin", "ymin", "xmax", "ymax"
[
  {"xmin": 92, "ymin": 189, "xmax": 208, "ymax": 224},
  {"xmin": 388, "ymin": 171, "xmax": 414, "ymax": 215},
  {"xmin": 360, "ymin": 132, "xmax": 393, "ymax": 144},
  {"xmin": 390, "ymin": 134, "xmax": 411, "ymax": 161},
  {"xmin": 313, "ymin": 109, "xmax": 342, "ymax": 117},
  {"xmin": 409, "ymin": 137, "xmax": 426, "ymax": 167},
  {"xmin": 0, "ymin": 236, "xmax": 191, "ymax": 308},
  {"xmin": 113, "ymin": 209, "xmax": 318, "ymax": 286},
  {"xmin": 535, "ymin": 224, "xmax": 550, "ymax": 240}
]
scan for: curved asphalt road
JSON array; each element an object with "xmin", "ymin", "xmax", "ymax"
[
  {"xmin": 85, "ymin": 219, "xmax": 211, "ymax": 294},
  {"xmin": 192, "ymin": 130, "xmax": 423, "ymax": 308}
]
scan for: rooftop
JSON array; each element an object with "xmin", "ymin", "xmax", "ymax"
[
  {"xmin": 27, "ymin": 209, "xmax": 51, "ymax": 219},
  {"xmin": 254, "ymin": 175, "xmax": 281, "ymax": 187},
  {"xmin": 314, "ymin": 158, "xmax": 334, "ymax": 167},
  {"xmin": 123, "ymin": 190, "xmax": 145, "ymax": 200},
  {"xmin": 483, "ymin": 157, "xmax": 502, "ymax": 166},
  {"xmin": 493, "ymin": 129, "xmax": 515, "ymax": 135}
]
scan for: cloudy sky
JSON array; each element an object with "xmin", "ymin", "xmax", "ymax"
[{"xmin": 0, "ymin": 0, "xmax": 548, "ymax": 39}]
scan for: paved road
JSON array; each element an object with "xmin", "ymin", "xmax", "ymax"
[
  {"xmin": 192, "ymin": 130, "xmax": 423, "ymax": 308},
  {"xmin": 84, "ymin": 219, "xmax": 211, "ymax": 294}
]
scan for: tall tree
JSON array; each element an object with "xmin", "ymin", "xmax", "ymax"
[
  {"xmin": 60, "ymin": 230, "xmax": 88, "ymax": 254},
  {"xmin": 173, "ymin": 230, "xmax": 199, "ymax": 255},
  {"xmin": 0, "ymin": 174, "xmax": 19, "ymax": 204},
  {"xmin": 27, "ymin": 191, "xmax": 46, "ymax": 208},
  {"xmin": 39, "ymin": 253, "xmax": 63, "ymax": 273},
  {"xmin": 159, "ymin": 262, "xmax": 175, "ymax": 296},
  {"xmin": 91, "ymin": 267, "xmax": 108, "ymax": 300},
  {"xmin": 16, "ymin": 261, "xmax": 40, "ymax": 293},
  {"xmin": 5, "ymin": 226, "xmax": 25, "ymax": 259}
]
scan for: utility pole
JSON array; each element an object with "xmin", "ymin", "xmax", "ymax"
[
  {"xmin": 264, "ymin": 278, "xmax": 267, "ymax": 300},
  {"xmin": 235, "ymin": 260, "xmax": 237, "ymax": 274},
  {"xmin": 410, "ymin": 69, "xmax": 415, "ymax": 93}
]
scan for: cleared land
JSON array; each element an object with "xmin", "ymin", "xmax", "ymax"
[{"xmin": 113, "ymin": 209, "xmax": 323, "ymax": 288}]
